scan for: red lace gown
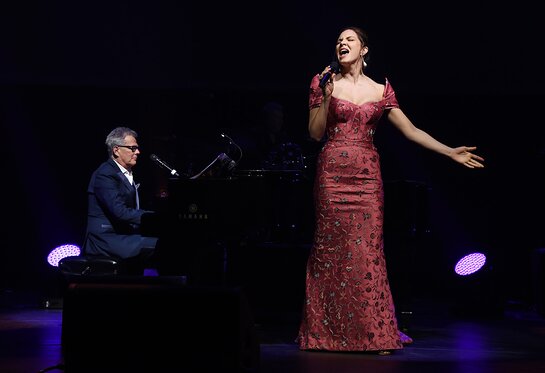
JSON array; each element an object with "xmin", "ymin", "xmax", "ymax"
[{"xmin": 297, "ymin": 75, "xmax": 404, "ymax": 351}]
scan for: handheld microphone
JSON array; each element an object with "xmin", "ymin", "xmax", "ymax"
[
  {"xmin": 318, "ymin": 61, "xmax": 340, "ymax": 89},
  {"xmin": 150, "ymin": 154, "xmax": 180, "ymax": 177}
]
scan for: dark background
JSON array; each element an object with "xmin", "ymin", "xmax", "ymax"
[{"xmin": 1, "ymin": 1, "xmax": 544, "ymax": 311}]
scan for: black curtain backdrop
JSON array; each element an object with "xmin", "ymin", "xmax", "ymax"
[{"xmin": 1, "ymin": 1, "xmax": 544, "ymax": 306}]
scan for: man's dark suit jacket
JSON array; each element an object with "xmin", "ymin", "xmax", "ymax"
[{"xmin": 83, "ymin": 158, "xmax": 157, "ymax": 259}]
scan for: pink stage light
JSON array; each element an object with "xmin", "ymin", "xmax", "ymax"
[
  {"xmin": 454, "ymin": 252, "xmax": 487, "ymax": 276},
  {"xmin": 47, "ymin": 244, "xmax": 81, "ymax": 267}
]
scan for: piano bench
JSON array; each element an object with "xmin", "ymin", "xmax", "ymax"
[{"xmin": 58, "ymin": 255, "xmax": 123, "ymax": 277}]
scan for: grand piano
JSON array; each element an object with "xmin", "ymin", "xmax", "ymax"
[{"xmin": 142, "ymin": 152, "xmax": 314, "ymax": 283}]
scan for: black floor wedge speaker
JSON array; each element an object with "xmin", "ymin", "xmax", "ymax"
[{"xmin": 61, "ymin": 277, "xmax": 260, "ymax": 372}]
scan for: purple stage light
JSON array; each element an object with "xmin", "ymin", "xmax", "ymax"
[
  {"xmin": 47, "ymin": 244, "xmax": 81, "ymax": 267},
  {"xmin": 454, "ymin": 252, "xmax": 487, "ymax": 276}
]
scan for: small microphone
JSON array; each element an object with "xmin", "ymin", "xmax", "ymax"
[
  {"xmin": 319, "ymin": 61, "xmax": 340, "ymax": 89},
  {"xmin": 150, "ymin": 154, "xmax": 180, "ymax": 177},
  {"xmin": 220, "ymin": 133, "xmax": 235, "ymax": 143}
]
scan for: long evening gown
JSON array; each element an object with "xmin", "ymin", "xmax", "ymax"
[{"xmin": 297, "ymin": 74, "xmax": 404, "ymax": 352}]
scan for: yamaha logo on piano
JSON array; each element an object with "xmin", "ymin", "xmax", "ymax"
[
  {"xmin": 180, "ymin": 213, "xmax": 209, "ymax": 220},
  {"xmin": 179, "ymin": 203, "xmax": 209, "ymax": 220}
]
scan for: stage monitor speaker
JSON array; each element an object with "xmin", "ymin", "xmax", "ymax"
[{"xmin": 61, "ymin": 279, "xmax": 260, "ymax": 372}]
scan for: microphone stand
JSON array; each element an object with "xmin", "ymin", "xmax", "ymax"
[{"xmin": 220, "ymin": 133, "xmax": 243, "ymax": 165}]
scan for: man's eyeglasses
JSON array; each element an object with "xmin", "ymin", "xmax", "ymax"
[{"xmin": 116, "ymin": 145, "xmax": 140, "ymax": 152}]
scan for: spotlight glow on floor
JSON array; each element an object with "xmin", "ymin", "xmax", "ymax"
[{"xmin": 454, "ymin": 252, "xmax": 487, "ymax": 276}]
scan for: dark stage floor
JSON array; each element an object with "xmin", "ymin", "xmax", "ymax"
[{"xmin": 1, "ymin": 287, "xmax": 545, "ymax": 373}]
